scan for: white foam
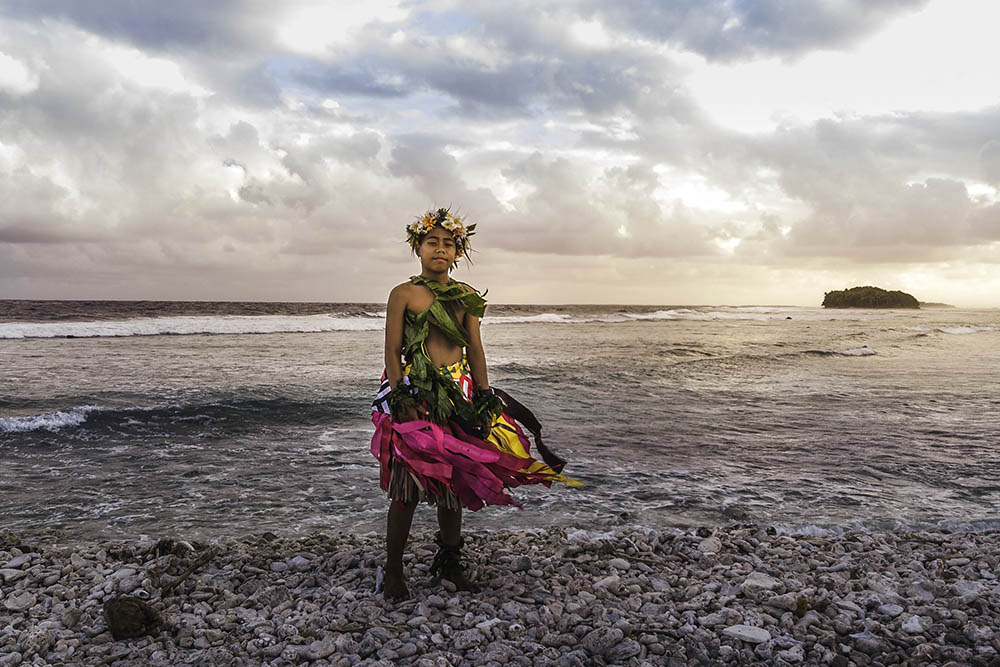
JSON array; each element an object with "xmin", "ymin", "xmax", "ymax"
[
  {"xmin": 836, "ymin": 347, "xmax": 876, "ymax": 356},
  {"xmin": 0, "ymin": 406, "xmax": 98, "ymax": 433},
  {"xmin": 625, "ymin": 309, "xmax": 772, "ymax": 322},
  {"xmin": 0, "ymin": 314, "xmax": 384, "ymax": 339},
  {"xmin": 484, "ymin": 313, "xmax": 574, "ymax": 324},
  {"xmin": 906, "ymin": 325, "xmax": 998, "ymax": 335},
  {"xmin": 724, "ymin": 306, "xmax": 803, "ymax": 313},
  {"xmin": 937, "ymin": 326, "xmax": 997, "ymax": 335}
]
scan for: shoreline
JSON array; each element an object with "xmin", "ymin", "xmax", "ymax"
[{"xmin": 3, "ymin": 526, "xmax": 999, "ymax": 666}]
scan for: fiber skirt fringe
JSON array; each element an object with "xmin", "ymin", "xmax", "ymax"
[{"xmin": 371, "ymin": 357, "xmax": 577, "ymax": 512}]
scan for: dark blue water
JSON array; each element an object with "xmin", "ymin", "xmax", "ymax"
[{"xmin": 2, "ymin": 301, "xmax": 999, "ymax": 539}]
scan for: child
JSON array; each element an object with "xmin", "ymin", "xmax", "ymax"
[{"xmin": 370, "ymin": 208, "xmax": 579, "ymax": 601}]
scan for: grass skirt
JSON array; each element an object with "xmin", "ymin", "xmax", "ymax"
[{"xmin": 371, "ymin": 357, "xmax": 578, "ymax": 511}]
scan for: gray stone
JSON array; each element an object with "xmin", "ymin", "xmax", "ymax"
[
  {"xmin": 901, "ymin": 615, "xmax": 925, "ymax": 634},
  {"xmin": 964, "ymin": 624, "xmax": 994, "ymax": 644},
  {"xmin": 0, "ymin": 569, "xmax": 27, "ymax": 583},
  {"xmin": 22, "ymin": 628, "xmax": 56, "ymax": 657},
  {"xmin": 3, "ymin": 554, "xmax": 31, "ymax": 569},
  {"xmin": 952, "ymin": 580, "xmax": 982, "ymax": 603},
  {"xmin": 606, "ymin": 639, "xmax": 641, "ymax": 662},
  {"xmin": 608, "ymin": 558, "xmax": 630, "ymax": 570},
  {"xmin": 289, "ymin": 555, "xmax": 311, "ymax": 571},
  {"xmin": 594, "ymin": 574, "xmax": 620, "ymax": 591},
  {"xmin": 743, "ymin": 572, "xmax": 781, "ymax": 596},
  {"xmin": 794, "ymin": 610, "xmax": 822, "ymax": 630},
  {"xmin": 511, "ymin": 556, "xmax": 532, "ymax": 572},
  {"xmin": 308, "ymin": 638, "xmax": 337, "ymax": 659},
  {"xmin": 452, "ymin": 629, "xmax": 484, "ymax": 650},
  {"xmin": 877, "ymin": 603, "xmax": 904, "ymax": 618},
  {"xmin": 580, "ymin": 627, "xmax": 624, "ymax": 655},
  {"xmin": 765, "ymin": 592, "xmax": 798, "ymax": 611},
  {"xmin": 721, "ymin": 624, "xmax": 771, "ymax": 644},
  {"xmin": 61, "ymin": 608, "xmax": 83, "ymax": 628},
  {"xmin": 833, "ymin": 600, "xmax": 864, "ymax": 617},
  {"xmin": 848, "ymin": 630, "xmax": 883, "ymax": 655},
  {"xmin": 905, "ymin": 577, "xmax": 935, "ymax": 602},
  {"xmin": 698, "ymin": 608, "xmax": 742, "ymax": 627},
  {"xmin": 4, "ymin": 591, "xmax": 36, "ymax": 612},
  {"xmin": 698, "ymin": 536, "xmax": 723, "ymax": 554},
  {"xmin": 778, "ymin": 643, "xmax": 805, "ymax": 663}
]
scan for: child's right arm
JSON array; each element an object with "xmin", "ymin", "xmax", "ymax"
[{"xmin": 384, "ymin": 284, "xmax": 407, "ymax": 389}]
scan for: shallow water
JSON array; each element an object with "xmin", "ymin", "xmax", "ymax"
[{"xmin": 2, "ymin": 301, "xmax": 999, "ymax": 539}]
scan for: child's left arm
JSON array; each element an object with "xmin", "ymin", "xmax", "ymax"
[{"xmin": 465, "ymin": 312, "xmax": 490, "ymax": 391}]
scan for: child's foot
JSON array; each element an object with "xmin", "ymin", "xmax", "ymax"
[
  {"xmin": 383, "ymin": 569, "xmax": 410, "ymax": 601},
  {"xmin": 442, "ymin": 569, "xmax": 480, "ymax": 594}
]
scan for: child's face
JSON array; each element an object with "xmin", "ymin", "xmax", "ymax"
[{"xmin": 418, "ymin": 225, "xmax": 457, "ymax": 272}]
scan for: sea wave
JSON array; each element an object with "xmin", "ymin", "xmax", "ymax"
[
  {"xmin": 906, "ymin": 325, "xmax": 998, "ymax": 335},
  {"xmin": 486, "ymin": 313, "xmax": 575, "ymax": 324},
  {"xmin": 4, "ymin": 306, "xmax": 973, "ymax": 339},
  {"xmin": 801, "ymin": 346, "xmax": 877, "ymax": 357},
  {"xmin": 0, "ymin": 314, "xmax": 384, "ymax": 339},
  {"xmin": 0, "ymin": 396, "xmax": 363, "ymax": 439},
  {"xmin": 0, "ymin": 406, "xmax": 99, "ymax": 433},
  {"xmin": 624, "ymin": 309, "xmax": 773, "ymax": 322},
  {"xmin": 0, "ymin": 309, "xmax": 797, "ymax": 338},
  {"xmin": 487, "ymin": 309, "xmax": 792, "ymax": 325}
]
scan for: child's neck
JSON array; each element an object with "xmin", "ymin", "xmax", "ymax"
[{"xmin": 420, "ymin": 268, "xmax": 451, "ymax": 283}]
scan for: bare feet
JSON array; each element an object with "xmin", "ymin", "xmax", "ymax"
[
  {"xmin": 383, "ymin": 568, "xmax": 410, "ymax": 601},
  {"xmin": 442, "ymin": 569, "xmax": 480, "ymax": 594}
]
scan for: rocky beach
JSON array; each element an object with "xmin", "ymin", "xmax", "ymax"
[{"xmin": 3, "ymin": 525, "xmax": 1000, "ymax": 666}]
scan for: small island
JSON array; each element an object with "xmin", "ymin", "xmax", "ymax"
[{"xmin": 822, "ymin": 286, "xmax": 920, "ymax": 309}]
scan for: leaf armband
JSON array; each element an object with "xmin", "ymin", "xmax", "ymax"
[
  {"xmin": 387, "ymin": 382, "xmax": 422, "ymax": 421},
  {"xmin": 472, "ymin": 387, "xmax": 506, "ymax": 430}
]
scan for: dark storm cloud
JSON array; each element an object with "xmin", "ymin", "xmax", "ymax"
[{"xmin": 590, "ymin": 0, "xmax": 930, "ymax": 61}]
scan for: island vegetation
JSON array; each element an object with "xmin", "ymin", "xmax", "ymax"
[{"xmin": 822, "ymin": 286, "xmax": 920, "ymax": 309}]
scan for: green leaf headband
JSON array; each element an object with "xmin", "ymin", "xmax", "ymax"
[{"xmin": 406, "ymin": 208, "xmax": 477, "ymax": 260}]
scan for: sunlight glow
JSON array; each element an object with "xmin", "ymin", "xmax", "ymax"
[
  {"xmin": 103, "ymin": 46, "xmax": 208, "ymax": 96},
  {"xmin": 569, "ymin": 20, "xmax": 611, "ymax": 49},
  {"xmin": 0, "ymin": 51, "xmax": 39, "ymax": 95},
  {"xmin": 686, "ymin": 0, "xmax": 1000, "ymax": 132},
  {"xmin": 277, "ymin": 1, "xmax": 410, "ymax": 54}
]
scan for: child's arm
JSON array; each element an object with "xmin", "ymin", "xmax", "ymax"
[
  {"xmin": 384, "ymin": 285, "xmax": 408, "ymax": 389},
  {"xmin": 465, "ymin": 312, "xmax": 490, "ymax": 390}
]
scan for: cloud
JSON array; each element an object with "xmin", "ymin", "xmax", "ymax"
[
  {"xmin": 1, "ymin": 0, "xmax": 998, "ymax": 305},
  {"xmin": 738, "ymin": 108, "xmax": 1000, "ymax": 260},
  {"xmin": 0, "ymin": 0, "xmax": 257, "ymax": 53},
  {"xmin": 591, "ymin": 0, "xmax": 930, "ymax": 61}
]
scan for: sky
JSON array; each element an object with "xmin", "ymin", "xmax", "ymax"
[{"xmin": 1, "ymin": 0, "xmax": 999, "ymax": 306}]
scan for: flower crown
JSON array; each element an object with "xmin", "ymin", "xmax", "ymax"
[{"xmin": 406, "ymin": 208, "xmax": 476, "ymax": 259}]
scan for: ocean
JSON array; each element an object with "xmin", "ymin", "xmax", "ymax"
[{"xmin": 2, "ymin": 299, "xmax": 998, "ymax": 540}]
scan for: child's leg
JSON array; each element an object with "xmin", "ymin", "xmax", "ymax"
[
  {"xmin": 435, "ymin": 505, "xmax": 480, "ymax": 592},
  {"xmin": 385, "ymin": 499, "xmax": 417, "ymax": 600},
  {"xmin": 436, "ymin": 504, "xmax": 462, "ymax": 546}
]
